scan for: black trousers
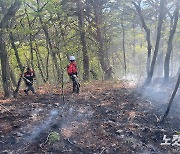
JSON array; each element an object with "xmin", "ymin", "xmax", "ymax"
[
  {"xmin": 25, "ymin": 84, "xmax": 35, "ymax": 94},
  {"xmin": 70, "ymin": 75, "xmax": 80, "ymax": 93}
]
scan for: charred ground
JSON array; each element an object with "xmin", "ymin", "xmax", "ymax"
[{"xmin": 0, "ymin": 81, "xmax": 180, "ymax": 154}]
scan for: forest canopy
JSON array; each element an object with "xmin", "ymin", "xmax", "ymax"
[{"xmin": 0, "ymin": 0, "xmax": 180, "ymax": 97}]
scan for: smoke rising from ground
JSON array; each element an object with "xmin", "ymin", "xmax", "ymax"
[
  {"xmin": 26, "ymin": 109, "xmax": 59, "ymax": 142},
  {"xmin": 138, "ymin": 78, "xmax": 180, "ymax": 117},
  {"xmin": 18, "ymin": 103, "xmax": 94, "ymax": 145}
]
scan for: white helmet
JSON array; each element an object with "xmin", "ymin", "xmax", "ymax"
[{"xmin": 69, "ymin": 56, "xmax": 75, "ymax": 61}]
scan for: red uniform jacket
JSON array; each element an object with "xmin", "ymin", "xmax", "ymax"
[{"xmin": 67, "ymin": 62, "xmax": 77, "ymax": 76}]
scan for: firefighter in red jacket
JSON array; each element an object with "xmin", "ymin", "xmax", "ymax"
[
  {"xmin": 67, "ymin": 56, "xmax": 80, "ymax": 93},
  {"xmin": 24, "ymin": 67, "xmax": 36, "ymax": 95}
]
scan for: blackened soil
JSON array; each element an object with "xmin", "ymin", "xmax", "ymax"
[{"xmin": 0, "ymin": 81, "xmax": 179, "ymax": 154}]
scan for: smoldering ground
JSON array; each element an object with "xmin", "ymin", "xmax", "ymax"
[
  {"xmin": 136, "ymin": 76, "xmax": 180, "ymax": 131},
  {"xmin": 1, "ymin": 82, "xmax": 180, "ymax": 153},
  {"xmin": 120, "ymin": 71, "xmax": 180, "ymax": 128},
  {"xmin": 4, "ymin": 101, "xmax": 94, "ymax": 153},
  {"xmin": 142, "ymin": 79, "xmax": 179, "ymax": 109}
]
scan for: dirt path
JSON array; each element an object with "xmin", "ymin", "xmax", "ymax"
[{"xmin": 0, "ymin": 81, "xmax": 179, "ymax": 154}]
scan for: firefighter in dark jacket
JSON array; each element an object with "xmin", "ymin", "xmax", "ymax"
[
  {"xmin": 67, "ymin": 56, "xmax": 80, "ymax": 93},
  {"xmin": 24, "ymin": 67, "xmax": 36, "ymax": 95}
]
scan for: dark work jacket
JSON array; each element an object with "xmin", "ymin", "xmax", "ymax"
[{"xmin": 24, "ymin": 71, "xmax": 35, "ymax": 86}]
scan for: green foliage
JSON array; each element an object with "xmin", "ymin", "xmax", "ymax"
[
  {"xmin": 48, "ymin": 132, "xmax": 60, "ymax": 143},
  {"xmin": 1, "ymin": 0, "xmax": 179, "ymax": 85}
]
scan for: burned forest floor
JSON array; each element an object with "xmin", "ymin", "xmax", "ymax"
[{"xmin": 0, "ymin": 81, "xmax": 180, "ymax": 154}]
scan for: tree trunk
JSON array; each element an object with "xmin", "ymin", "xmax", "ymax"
[
  {"xmin": 121, "ymin": 22, "xmax": 127, "ymax": 75},
  {"xmin": 132, "ymin": 2, "xmax": 152, "ymax": 76},
  {"xmin": 0, "ymin": 0, "xmax": 21, "ymax": 97},
  {"xmin": 34, "ymin": 44, "xmax": 47, "ymax": 83},
  {"xmin": 29, "ymin": 33, "xmax": 34, "ymax": 69},
  {"xmin": 25, "ymin": 8, "xmax": 36, "ymax": 69},
  {"xmin": 96, "ymin": 24, "xmax": 108, "ymax": 73},
  {"xmin": 164, "ymin": 2, "xmax": 179, "ymax": 81},
  {"xmin": 75, "ymin": 0, "xmax": 89, "ymax": 81},
  {"xmin": 13, "ymin": 67, "xmax": 25, "ymax": 98},
  {"xmin": 9, "ymin": 32, "xmax": 24, "ymax": 72},
  {"xmin": 93, "ymin": 1, "xmax": 108, "ymax": 74},
  {"xmin": 0, "ymin": 31, "xmax": 12, "ymax": 97},
  {"xmin": 36, "ymin": 0, "xmax": 61, "ymax": 82},
  {"xmin": 39, "ymin": 16, "xmax": 61, "ymax": 82},
  {"xmin": 145, "ymin": 0, "xmax": 167, "ymax": 85},
  {"xmin": 10, "ymin": 66, "xmax": 17, "ymax": 87},
  {"xmin": 132, "ymin": 20, "xmax": 136, "ymax": 57}
]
